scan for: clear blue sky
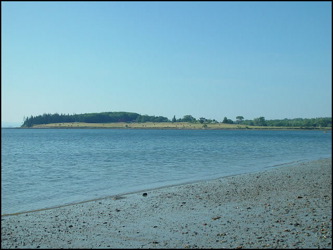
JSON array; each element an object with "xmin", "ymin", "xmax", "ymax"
[{"xmin": 2, "ymin": 1, "xmax": 332, "ymax": 125}]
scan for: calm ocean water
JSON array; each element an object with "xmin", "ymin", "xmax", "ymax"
[{"xmin": 1, "ymin": 128, "xmax": 332, "ymax": 215}]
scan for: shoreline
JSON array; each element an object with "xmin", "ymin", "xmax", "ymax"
[
  {"xmin": 9, "ymin": 121, "xmax": 332, "ymax": 130},
  {"xmin": 1, "ymin": 159, "xmax": 315, "ymax": 217},
  {"xmin": 1, "ymin": 158, "xmax": 332, "ymax": 248},
  {"xmin": 14, "ymin": 127, "xmax": 332, "ymax": 131}
]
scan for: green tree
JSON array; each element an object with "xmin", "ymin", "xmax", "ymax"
[
  {"xmin": 222, "ymin": 117, "xmax": 234, "ymax": 124},
  {"xmin": 199, "ymin": 117, "xmax": 206, "ymax": 124},
  {"xmin": 172, "ymin": 115, "xmax": 177, "ymax": 123},
  {"xmin": 253, "ymin": 117, "xmax": 267, "ymax": 126},
  {"xmin": 236, "ymin": 116, "xmax": 244, "ymax": 124},
  {"xmin": 181, "ymin": 115, "xmax": 196, "ymax": 123}
]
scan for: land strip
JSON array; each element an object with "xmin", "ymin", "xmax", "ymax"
[{"xmin": 28, "ymin": 122, "xmax": 331, "ymax": 130}]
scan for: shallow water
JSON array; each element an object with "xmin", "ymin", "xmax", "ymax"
[{"xmin": 1, "ymin": 128, "xmax": 331, "ymax": 214}]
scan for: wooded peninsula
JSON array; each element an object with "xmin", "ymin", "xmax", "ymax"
[{"xmin": 21, "ymin": 112, "xmax": 332, "ymax": 130}]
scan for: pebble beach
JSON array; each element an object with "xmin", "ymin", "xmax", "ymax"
[{"xmin": 1, "ymin": 158, "xmax": 332, "ymax": 249}]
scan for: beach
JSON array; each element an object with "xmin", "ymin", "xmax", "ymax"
[{"xmin": 1, "ymin": 158, "xmax": 331, "ymax": 249}]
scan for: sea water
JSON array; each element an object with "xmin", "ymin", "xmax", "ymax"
[{"xmin": 1, "ymin": 128, "xmax": 331, "ymax": 215}]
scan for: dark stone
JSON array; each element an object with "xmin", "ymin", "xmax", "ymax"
[{"xmin": 142, "ymin": 193, "xmax": 148, "ymax": 197}]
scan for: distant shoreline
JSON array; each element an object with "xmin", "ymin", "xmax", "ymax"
[{"xmin": 12, "ymin": 122, "xmax": 332, "ymax": 131}]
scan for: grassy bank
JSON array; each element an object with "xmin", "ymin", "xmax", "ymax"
[{"xmin": 29, "ymin": 122, "xmax": 331, "ymax": 130}]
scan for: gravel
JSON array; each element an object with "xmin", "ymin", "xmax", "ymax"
[{"xmin": 1, "ymin": 158, "xmax": 331, "ymax": 249}]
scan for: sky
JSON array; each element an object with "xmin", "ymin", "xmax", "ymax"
[{"xmin": 1, "ymin": 1, "xmax": 332, "ymax": 126}]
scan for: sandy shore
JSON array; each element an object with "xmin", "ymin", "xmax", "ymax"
[
  {"xmin": 1, "ymin": 158, "xmax": 332, "ymax": 249},
  {"xmin": 28, "ymin": 122, "xmax": 332, "ymax": 130}
]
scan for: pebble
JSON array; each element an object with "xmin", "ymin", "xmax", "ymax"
[{"xmin": 1, "ymin": 158, "xmax": 331, "ymax": 249}]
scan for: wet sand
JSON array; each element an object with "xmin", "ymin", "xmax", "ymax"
[{"xmin": 1, "ymin": 158, "xmax": 332, "ymax": 249}]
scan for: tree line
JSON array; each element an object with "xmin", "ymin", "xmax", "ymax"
[
  {"xmin": 172, "ymin": 115, "xmax": 331, "ymax": 128},
  {"xmin": 222, "ymin": 116, "xmax": 331, "ymax": 128},
  {"xmin": 22, "ymin": 112, "xmax": 169, "ymax": 127},
  {"xmin": 22, "ymin": 112, "xmax": 331, "ymax": 128},
  {"xmin": 244, "ymin": 117, "xmax": 332, "ymax": 128}
]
